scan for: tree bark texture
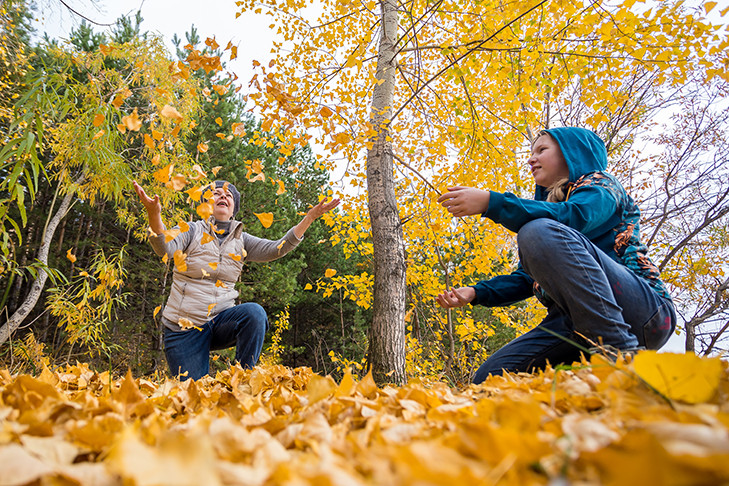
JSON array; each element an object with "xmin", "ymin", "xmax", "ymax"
[
  {"xmin": 365, "ymin": 0, "xmax": 406, "ymax": 385},
  {"xmin": 0, "ymin": 177, "xmax": 83, "ymax": 345}
]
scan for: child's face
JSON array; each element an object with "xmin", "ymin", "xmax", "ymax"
[{"xmin": 529, "ymin": 134, "xmax": 569, "ymax": 188}]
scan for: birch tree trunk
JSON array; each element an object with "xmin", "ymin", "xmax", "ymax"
[
  {"xmin": 0, "ymin": 177, "xmax": 82, "ymax": 345},
  {"xmin": 365, "ymin": 0, "xmax": 406, "ymax": 385}
]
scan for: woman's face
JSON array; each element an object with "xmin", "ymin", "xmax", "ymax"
[
  {"xmin": 528, "ymin": 134, "xmax": 569, "ymax": 188},
  {"xmin": 212, "ymin": 186, "xmax": 235, "ymax": 221}
]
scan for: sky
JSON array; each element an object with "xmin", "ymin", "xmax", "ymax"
[{"xmin": 32, "ymin": 0, "xmax": 273, "ymax": 86}]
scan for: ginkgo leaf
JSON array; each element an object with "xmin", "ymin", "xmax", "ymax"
[
  {"xmin": 160, "ymin": 104, "xmax": 183, "ymax": 120},
  {"xmin": 201, "ymin": 268, "xmax": 210, "ymax": 278},
  {"xmin": 249, "ymin": 173, "xmax": 265, "ymax": 183},
  {"xmin": 254, "ymin": 212, "xmax": 273, "ymax": 228},
  {"xmin": 93, "ymin": 113, "xmax": 105, "ymax": 127},
  {"xmin": 212, "ymin": 85, "xmax": 227, "ymax": 95},
  {"xmin": 116, "ymin": 124, "xmax": 126, "ymax": 133},
  {"xmin": 66, "ymin": 249, "xmax": 77, "ymax": 263},
  {"xmin": 173, "ymin": 249, "xmax": 187, "ymax": 272},
  {"xmin": 325, "ymin": 268, "xmax": 336, "ymax": 278}
]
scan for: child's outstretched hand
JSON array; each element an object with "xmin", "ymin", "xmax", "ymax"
[
  {"xmin": 435, "ymin": 286, "xmax": 476, "ymax": 309},
  {"xmin": 437, "ymin": 186, "xmax": 490, "ymax": 217}
]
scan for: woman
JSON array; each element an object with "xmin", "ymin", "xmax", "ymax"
[
  {"xmin": 436, "ymin": 127, "xmax": 675, "ymax": 384},
  {"xmin": 133, "ymin": 179, "xmax": 339, "ymax": 380}
]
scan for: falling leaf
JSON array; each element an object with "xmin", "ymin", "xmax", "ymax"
[
  {"xmin": 320, "ymin": 106, "xmax": 334, "ymax": 118},
  {"xmin": 215, "ymin": 117, "xmax": 223, "ymax": 126},
  {"xmin": 325, "ymin": 268, "xmax": 337, "ymax": 278},
  {"xmin": 153, "ymin": 163, "xmax": 174, "ymax": 184},
  {"xmin": 160, "ymin": 104, "xmax": 183, "ymax": 120},
  {"xmin": 205, "ymin": 37, "xmax": 220, "ymax": 50},
  {"xmin": 161, "ymin": 253, "xmax": 169, "ymax": 264},
  {"xmin": 66, "ymin": 249, "xmax": 77, "ymax": 263},
  {"xmin": 215, "ymin": 280, "xmax": 227, "ymax": 288},
  {"xmin": 168, "ymin": 175, "xmax": 187, "ymax": 191},
  {"xmin": 200, "ymin": 233, "xmax": 214, "ymax": 245},
  {"xmin": 208, "ymin": 262, "xmax": 219, "ymax": 270},
  {"xmin": 92, "ymin": 130, "xmax": 105, "ymax": 141},
  {"xmin": 116, "ymin": 124, "xmax": 126, "ymax": 134},
  {"xmin": 276, "ymin": 180, "xmax": 286, "ymax": 195},
  {"xmin": 212, "ymin": 85, "xmax": 227, "ymax": 95},
  {"xmin": 162, "ymin": 228, "xmax": 181, "ymax": 243},
  {"xmin": 153, "ymin": 306, "xmax": 161, "ymax": 318},
  {"xmin": 173, "ymin": 249, "xmax": 188, "ymax": 272},
  {"xmin": 196, "ymin": 201, "xmax": 214, "ymax": 220},
  {"xmin": 229, "ymin": 253, "xmax": 242, "ymax": 262},
  {"xmin": 254, "ymin": 212, "xmax": 274, "ymax": 228},
  {"xmin": 197, "ymin": 143, "xmax": 209, "ymax": 153},
  {"xmin": 152, "ymin": 129, "xmax": 163, "ymax": 140},
  {"xmin": 121, "ymin": 108, "xmax": 142, "ymax": 131},
  {"xmin": 207, "ymin": 303, "xmax": 216, "ymax": 316},
  {"xmin": 151, "ymin": 154, "xmax": 160, "ymax": 166},
  {"xmin": 111, "ymin": 95, "xmax": 125, "ymax": 108},
  {"xmin": 179, "ymin": 221, "xmax": 190, "ymax": 233},
  {"xmin": 304, "ymin": 283, "xmax": 313, "ymax": 290},
  {"xmin": 144, "ymin": 134, "xmax": 155, "ymax": 149},
  {"xmin": 93, "ymin": 113, "xmax": 105, "ymax": 127},
  {"xmin": 230, "ymin": 45, "xmax": 238, "ymax": 60},
  {"xmin": 211, "ymin": 166, "xmax": 223, "ymax": 176},
  {"xmin": 186, "ymin": 185, "xmax": 203, "ymax": 201},
  {"xmin": 177, "ymin": 317, "xmax": 201, "ymax": 331},
  {"xmin": 705, "ymin": 1, "xmax": 717, "ymax": 14}
]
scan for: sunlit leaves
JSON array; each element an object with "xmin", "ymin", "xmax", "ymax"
[
  {"xmin": 160, "ymin": 104, "xmax": 183, "ymax": 121},
  {"xmin": 633, "ymin": 351, "xmax": 723, "ymax": 403}
]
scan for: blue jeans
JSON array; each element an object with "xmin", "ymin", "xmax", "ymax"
[
  {"xmin": 163, "ymin": 303, "xmax": 268, "ymax": 380},
  {"xmin": 473, "ymin": 219, "xmax": 675, "ymax": 384}
]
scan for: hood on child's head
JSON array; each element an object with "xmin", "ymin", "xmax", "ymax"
[{"xmin": 534, "ymin": 127, "xmax": 608, "ymax": 201}]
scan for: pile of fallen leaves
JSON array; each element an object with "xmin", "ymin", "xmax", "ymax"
[{"xmin": 1, "ymin": 351, "xmax": 728, "ymax": 485}]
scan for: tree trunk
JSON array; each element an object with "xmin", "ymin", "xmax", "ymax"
[
  {"xmin": 0, "ymin": 177, "xmax": 83, "ymax": 345},
  {"xmin": 365, "ymin": 0, "xmax": 406, "ymax": 385}
]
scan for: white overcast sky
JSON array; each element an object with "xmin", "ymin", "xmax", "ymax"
[{"xmin": 32, "ymin": 0, "xmax": 272, "ymax": 85}]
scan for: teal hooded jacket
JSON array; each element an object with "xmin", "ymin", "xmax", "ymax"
[{"xmin": 471, "ymin": 127, "xmax": 670, "ymax": 307}]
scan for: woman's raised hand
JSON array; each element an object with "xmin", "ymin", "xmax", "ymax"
[
  {"xmin": 133, "ymin": 180, "xmax": 161, "ymax": 216},
  {"xmin": 307, "ymin": 196, "xmax": 341, "ymax": 220}
]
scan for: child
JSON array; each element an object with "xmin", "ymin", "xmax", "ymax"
[{"xmin": 436, "ymin": 127, "xmax": 675, "ymax": 384}]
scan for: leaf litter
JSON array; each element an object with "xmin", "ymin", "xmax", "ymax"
[{"xmin": 0, "ymin": 352, "xmax": 728, "ymax": 485}]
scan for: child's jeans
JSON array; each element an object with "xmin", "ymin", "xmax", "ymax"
[{"xmin": 473, "ymin": 219, "xmax": 675, "ymax": 384}]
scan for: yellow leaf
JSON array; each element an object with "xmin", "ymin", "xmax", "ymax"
[
  {"xmin": 144, "ymin": 134, "xmax": 155, "ymax": 149},
  {"xmin": 215, "ymin": 280, "xmax": 227, "ymax": 288},
  {"xmin": 111, "ymin": 94, "xmax": 125, "ymax": 108},
  {"xmin": 153, "ymin": 163, "xmax": 174, "ymax": 184},
  {"xmin": 200, "ymin": 232, "xmax": 214, "ymax": 245},
  {"xmin": 178, "ymin": 317, "xmax": 201, "ymax": 331},
  {"xmin": 93, "ymin": 113, "xmax": 104, "ymax": 127},
  {"xmin": 161, "ymin": 253, "xmax": 168, "ymax": 264},
  {"xmin": 705, "ymin": 1, "xmax": 717, "ymax": 14},
  {"xmin": 320, "ymin": 106, "xmax": 334, "ymax": 118},
  {"xmin": 152, "ymin": 129, "xmax": 163, "ymax": 140},
  {"xmin": 173, "ymin": 249, "xmax": 188, "ymax": 272},
  {"xmin": 168, "ymin": 175, "xmax": 187, "ymax": 191},
  {"xmin": 153, "ymin": 306, "xmax": 161, "ymax": 318},
  {"xmin": 254, "ymin": 212, "xmax": 273, "ymax": 228},
  {"xmin": 325, "ymin": 268, "xmax": 336, "ymax": 278},
  {"xmin": 121, "ymin": 108, "xmax": 142, "ymax": 131},
  {"xmin": 208, "ymin": 262, "xmax": 219, "ymax": 270},
  {"xmin": 207, "ymin": 303, "xmax": 216, "ymax": 316},
  {"xmin": 211, "ymin": 166, "xmax": 222, "ymax": 176},
  {"xmin": 179, "ymin": 221, "xmax": 190, "ymax": 233},
  {"xmin": 633, "ymin": 351, "xmax": 723, "ymax": 404},
  {"xmin": 196, "ymin": 201, "xmax": 214, "ymax": 220},
  {"xmin": 197, "ymin": 142, "xmax": 209, "ymax": 153},
  {"xmin": 92, "ymin": 130, "xmax": 105, "ymax": 141},
  {"xmin": 214, "ymin": 117, "xmax": 223, "ymax": 126},
  {"xmin": 229, "ymin": 253, "xmax": 242, "ymax": 262},
  {"xmin": 66, "ymin": 249, "xmax": 77, "ymax": 263},
  {"xmin": 116, "ymin": 123, "xmax": 126, "ymax": 134},
  {"xmin": 160, "ymin": 104, "xmax": 183, "ymax": 120},
  {"xmin": 186, "ymin": 185, "xmax": 203, "ymax": 201},
  {"xmin": 304, "ymin": 283, "xmax": 313, "ymax": 290},
  {"xmin": 151, "ymin": 154, "xmax": 160, "ymax": 166},
  {"xmin": 276, "ymin": 180, "xmax": 285, "ymax": 195},
  {"xmin": 162, "ymin": 228, "xmax": 180, "ymax": 243}
]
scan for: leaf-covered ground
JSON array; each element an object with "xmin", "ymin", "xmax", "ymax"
[{"xmin": 1, "ymin": 352, "xmax": 728, "ymax": 486}]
